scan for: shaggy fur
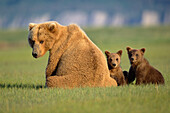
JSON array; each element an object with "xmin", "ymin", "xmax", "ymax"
[
  {"xmin": 126, "ymin": 46, "xmax": 165, "ymax": 85},
  {"xmin": 28, "ymin": 21, "xmax": 117, "ymax": 88},
  {"xmin": 105, "ymin": 50, "xmax": 126, "ymax": 86}
]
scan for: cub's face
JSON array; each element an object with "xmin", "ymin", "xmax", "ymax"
[
  {"xmin": 28, "ymin": 22, "xmax": 58, "ymax": 58},
  {"xmin": 105, "ymin": 50, "xmax": 122, "ymax": 69},
  {"xmin": 126, "ymin": 47, "xmax": 145, "ymax": 65}
]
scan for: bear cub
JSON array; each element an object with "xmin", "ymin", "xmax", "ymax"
[
  {"xmin": 126, "ymin": 47, "xmax": 165, "ymax": 85},
  {"xmin": 105, "ymin": 50, "xmax": 126, "ymax": 86}
]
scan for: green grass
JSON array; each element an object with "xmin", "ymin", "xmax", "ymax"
[{"xmin": 0, "ymin": 26, "xmax": 170, "ymax": 113}]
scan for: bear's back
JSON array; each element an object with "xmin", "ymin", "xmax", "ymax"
[
  {"xmin": 55, "ymin": 27, "xmax": 111, "ymax": 86},
  {"xmin": 146, "ymin": 65, "xmax": 165, "ymax": 84}
]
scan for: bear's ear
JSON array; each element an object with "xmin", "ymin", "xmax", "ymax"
[
  {"xmin": 140, "ymin": 48, "xmax": 146, "ymax": 54},
  {"xmin": 48, "ymin": 23, "xmax": 56, "ymax": 32},
  {"xmin": 117, "ymin": 50, "xmax": 123, "ymax": 57},
  {"xmin": 29, "ymin": 23, "xmax": 36, "ymax": 31},
  {"xmin": 126, "ymin": 46, "xmax": 132, "ymax": 52},
  {"xmin": 105, "ymin": 51, "xmax": 111, "ymax": 57}
]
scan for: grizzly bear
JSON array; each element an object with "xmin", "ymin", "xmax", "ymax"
[
  {"xmin": 126, "ymin": 46, "xmax": 165, "ymax": 85},
  {"xmin": 105, "ymin": 50, "xmax": 126, "ymax": 86},
  {"xmin": 28, "ymin": 21, "xmax": 117, "ymax": 88}
]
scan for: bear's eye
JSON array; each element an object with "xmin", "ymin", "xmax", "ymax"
[
  {"xmin": 29, "ymin": 38, "xmax": 34, "ymax": 45},
  {"xmin": 110, "ymin": 58, "xmax": 112, "ymax": 61},
  {"xmin": 32, "ymin": 40, "xmax": 35, "ymax": 45},
  {"xmin": 129, "ymin": 53, "xmax": 132, "ymax": 57},
  {"xmin": 40, "ymin": 40, "xmax": 44, "ymax": 44},
  {"xmin": 29, "ymin": 38, "xmax": 35, "ymax": 47},
  {"xmin": 116, "ymin": 58, "xmax": 118, "ymax": 61},
  {"xmin": 136, "ymin": 54, "xmax": 138, "ymax": 56}
]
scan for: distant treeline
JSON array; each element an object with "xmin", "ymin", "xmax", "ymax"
[{"xmin": 0, "ymin": 0, "xmax": 170, "ymax": 28}]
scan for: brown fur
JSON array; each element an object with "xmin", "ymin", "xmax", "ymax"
[
  {"xmin": 28, "ymin": 21, "xmax": 117, "ymax": 88},
  {"xmin": 105, "ymin": 50, "xmax": 126, "ymax": 86},
  {"xmin": 126, "ymin": 46, "xmax": 165, "ymax": 85}
]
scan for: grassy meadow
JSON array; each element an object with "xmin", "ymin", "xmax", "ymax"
[{"xmin": 0, "ymin": 26, "xmax": 170, "ymax": 113}]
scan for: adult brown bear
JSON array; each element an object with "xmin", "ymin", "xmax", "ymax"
[{"xmin": 28, "ymin": 21, "xmax": 117, "ymax": 88}]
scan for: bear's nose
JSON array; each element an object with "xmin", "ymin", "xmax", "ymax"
[
  {"xmin": 130, "ymin": 58, "xmax": 134, "ymax": 61},
  {"xmin": 113, "ymin": 63, "xmax": 116, "ymax": 66},
  {"xmin": 32, "ymin": 52, "xmax": 38, "ymax": 58}
]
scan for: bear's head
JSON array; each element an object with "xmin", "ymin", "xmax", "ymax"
[
  {"xmin": 28, "ymin": 22, "xmax": 60, "ymax": 58},
  {"xmin": 105, "ymin": 50, "xmax": 122, "ymax": 69},
  {"xmin": 126, "ymin": 46, "xmax": 145, "ymax": 65}
]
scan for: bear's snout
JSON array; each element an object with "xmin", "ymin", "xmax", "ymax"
[
  {"xmin": 112, "ymin": 63, "xmax": 116, "ymax": 67},
  {"xmin": 130, "ymin": 58, "xmax": 134, "ymax": 61},
  {"xmin": 32, "ymin": 52, "xmax": 38, "ymax": 58},
  {"xmin": 32, "ymin": 43, "xmax": 41, "ymax": 58}
]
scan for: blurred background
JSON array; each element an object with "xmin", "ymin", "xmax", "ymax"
[{"xmin": 0, "ymin": 0, "xmax": 170, "ymax": 28}]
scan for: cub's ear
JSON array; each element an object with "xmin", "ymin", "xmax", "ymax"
[
  {"xmin": 126, "ymin": 46, "xmax": 132, "ymax": 52},
  {"xmin": 105, "ymin": 51, "xmax": 111, "ymax": 57},
  {"xmin": 48, "ymin": 23, "xmax": 56, "ymax": 32},
  {"xmin": 140, "ymin": 48, "xmax": 146, "ymax": 54},
  {"xmin": 29, "ymin": 23, "xmax": 36, "ymax": 31},
  {"xmin": 117, "ymin": 50, "xmax": 123, "ymax": 57}
]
